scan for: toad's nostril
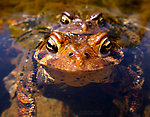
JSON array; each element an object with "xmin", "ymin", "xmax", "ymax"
[
  {"xmin": 68, "ymin": 52, "xmax": 74, "ymax": 57},
  {"xmin": 84, "ymin": 52, "xmax": 90, "ymax": 59}
]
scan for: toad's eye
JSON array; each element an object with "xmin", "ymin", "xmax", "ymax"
[
  {"xmin": 46, "ymin": 35, "xmax": 61, "ymax": 53},
  {"xmin": 99, "ymin": 37, "xmax": 112, "ymax": 55},
  {"xmin": 61, "ymin": 14, "xmax": 71, "ymax": 24},
  {"xmin": 97, "ymin": 13, "xmax": 104, "ymax": 24},
  {"xmin": 91, "ymin": 12, "xmax": 104, "ymax": 24}
]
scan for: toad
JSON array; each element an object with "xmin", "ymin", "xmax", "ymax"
[{"xmin": 4, "ymin": 10, "xmax": 144, "ymax": 116}]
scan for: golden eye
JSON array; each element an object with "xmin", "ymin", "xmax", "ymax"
[
  {"xmin": 98, "ymin": 15, "xmax": 104, "ymax": 24},
  {"xmin": 91, "ymin": 13, "xmax": 104, "ymax": 24},
  {"xmin": 46, "ymin": 35, "xmax": 61, "ymax": 53},
  {"xmin": 96, "ymin": 14, "xmax": 104, "ymax": 24},
  {"xmin": 61, "ymin": 15, "xmax": 71, "ymax": 24},
  {"xmin": 99, "ymin": 37, "xmax": 112, "ymax": 55}
]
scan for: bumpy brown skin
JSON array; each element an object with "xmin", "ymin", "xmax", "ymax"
[
  {"xmin": 15, "ymin": 50, "xmax": 37, "ymax": 116},
  {"xmin": 16, "ymin": 11, "xmax": 144, "ymax": 116},
  {"xmin": 17, "ymin": 72, "xmax": 37, "ymax": 116}
]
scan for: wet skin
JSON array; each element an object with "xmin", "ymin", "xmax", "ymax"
[{"xmin": 4, "ymin": 11, "xmax": 144, "ymax": 116}]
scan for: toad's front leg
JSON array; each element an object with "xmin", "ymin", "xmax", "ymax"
[
  {"xmin": 17, "ymin": 72, "xmax": 37, "ymax": 117},
  {"xmin": 17, "ymin": 66, "xmax": 55, "ymax": 117},
  {"xmin": 113, "ymin": 66, "xmax": 144, "ymax": 116}
]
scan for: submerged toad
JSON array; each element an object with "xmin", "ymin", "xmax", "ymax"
[{"xmin": 4, "ymin": 9, "xmax": 144, "ymax": 116}]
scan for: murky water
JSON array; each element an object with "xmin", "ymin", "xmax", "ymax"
[{"xmin": 0, "ymin": 0, "xmax": 150, "ymax": 117}]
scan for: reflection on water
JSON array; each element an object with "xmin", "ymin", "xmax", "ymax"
[
  {"xmin": 0, "ymin": 0, "xmax": 150, "ymax": 117},
  {"xmin": 0, "ymin": 25, "xmax": 17, "ymax": 116}
]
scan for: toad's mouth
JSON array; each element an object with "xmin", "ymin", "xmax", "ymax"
[
  {"xmin": 38, "ymin": 62, "xmax": 115, "ymax": 87},
  {"xmin": 54, "ymin": 28, "xmax": 108, "ymax": 36}
]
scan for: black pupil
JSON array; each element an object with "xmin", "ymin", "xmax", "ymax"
[
  {"xmin": 100, "ymin": 40, "xmax": 111, "ymax": 54},
  {"xmin": 64, "ymin": 20, "xmax": 69, "ymax": 24},
  {"xmin": 47, "ymin": 41, "xmax": 58, "ymax": 53}
]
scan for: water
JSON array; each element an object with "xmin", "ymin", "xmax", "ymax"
[{"xmin": 0, "ymin": 0, "xmax": 150, "ymax": 117}]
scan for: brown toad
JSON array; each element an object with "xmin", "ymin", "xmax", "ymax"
[{"xmin": 4, "ymin": 10, "xmax": 144, "ymax": 117}]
